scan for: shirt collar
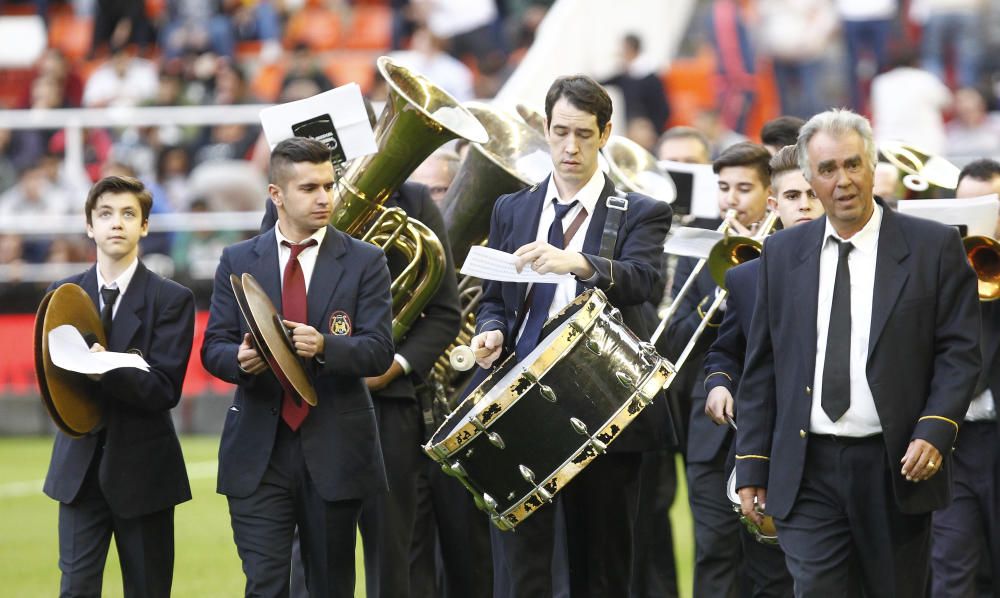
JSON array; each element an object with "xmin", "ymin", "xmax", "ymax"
[
  {"xmin": 96, "ymin": 257, "xmax": 139, "ymax": 296},
  {"xmin": 275, "ymin": 223, "xmax": 327, "ymax": 251},
  {"xmin": 544, "ymin": 168, "xmax": 605, "ymax": 215},
  {"xmin": 824, "ymin": 201, "xmax": 882, "ymax": 255}
]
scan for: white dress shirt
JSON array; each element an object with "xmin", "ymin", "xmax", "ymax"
[
  {"xmin": 96, "ymin": 257, "xmax": 140, "ymax": 319},
  {"xmin": 514, "ymin": 169, "xmax": 604, "ymax": 343},
  {"xmin": 274, "ymin": 224, "xmax": 327, "ymax": 293},
  {"xmin": 810, "ymin": 203, "xmax": 884, "ymax": 436}
]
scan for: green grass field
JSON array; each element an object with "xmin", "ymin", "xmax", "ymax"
[{"xmin": 0, "ymin": 436, "xmax": 694, "ymax": 597}]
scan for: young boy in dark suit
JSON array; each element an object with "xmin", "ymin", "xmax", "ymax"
[{"xmin": 43, "ymin": 175, "xmax": 196, "ymax": 597}]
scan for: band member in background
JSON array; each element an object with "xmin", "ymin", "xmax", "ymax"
[
  {"xmin": 702, "ymin": 144, "xmax": 825, "ymax": 596},
  {"xmin": 44, "ymin": 176, "xmax": 195, "ymax": 597},
  {"xmin": 634, "ymin": 122, "xmax": 714, "ymax": 598},
  {"xmin": 736, "ymin": 109, "xmax": 981, "ymax": 596},
  {"xmin": 955, "ymin": 158, "xmax": 1000, "ymax": 236},
  {"xmin": 662, "ymin": 141, "xmax": 770, "ymax": 598},
  {"xmin": 405, "ymin": 153, "xmax": 495, "ymax": 598},
  {"xmin": 202, "ymin": 137, "xmax": 394, "ymax": 597},
  {"xmin": 929, "ymin": 158, "xmax": 1000, "ymax": 597},
  {"xmin": 469, "ymin": 74, "xmax": 672, "ymax": 597}
]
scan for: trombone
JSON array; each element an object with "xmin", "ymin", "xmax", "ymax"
[
  {"xmin": 651, "ymin": 210, "xmax": 780, "ymax": 373},
  {"xmin": 965, "ymin": 235, "xmax": 1000, "ymax": 301}
]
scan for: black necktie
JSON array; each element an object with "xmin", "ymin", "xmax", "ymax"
[
  {"xmin": 100, "ymin": 286, "xmax": 120, "ymax": 340},
  {"xmin": 822, "ymin": 239, "xmax": 853, "ymax": 422},
  {"xmin": 515, "ymin": 199, "xmax": 579, "ymax": 360}
]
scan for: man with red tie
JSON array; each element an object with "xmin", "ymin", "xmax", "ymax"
[{"xmin": 202, "ymin": 137, "xmax": 395, "ymax": 597}]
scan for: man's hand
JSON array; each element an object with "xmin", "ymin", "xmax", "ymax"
[
  {"xmin": 901, "ymin": 438, "xmax": 943, "ymax": 482},
  {"xmin": 89, "ymin": 342, "xmax": 106, "ymax": 353},
  {"xmin": 282, "ymin": 320, "xmax": 326, "ymax": 359},
  {"xmin": 366, "ymin": 360, "xmax": 404, "ymax": 392},
  {"xmin": 738, "ymin": 486, "xmax": 768, "ymax": 528},
  {"xmin": 705, "ymin": 386, "xmax": 735, "ymax": 426},
  {"xmin": 470, "ymin": 330, "xmax": 504, "ymax": 369},
  {"xmin": 513, "ymin": 241, "xmax": 594, "ymax": 279},
  {"xmin": 237, "ymin": 333, "xmax": 267, "ymax": 375},
  {"xmin": 725, "ymin": 212, "xmax": 756, "ymax": 236}
]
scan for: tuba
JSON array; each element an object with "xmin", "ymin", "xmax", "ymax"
[
  {"xmin": 603, "ymin": 135, "xmax": 677, "ymax": 203},
  {"xmin": 880, "ymin": 140, "xmax": 961, "ymax": 198},
  {"xmin": 428, "ymin": 102, "xmax": 550, "ymax": 406},
  {"xmin": 330, "ymin": 56, "xmax": 488, "ymax": 341}
]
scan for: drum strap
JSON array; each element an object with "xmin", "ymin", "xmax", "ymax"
[{"xmin": 599, "ymin": 193, "xmax": 629, "ymax": 259}]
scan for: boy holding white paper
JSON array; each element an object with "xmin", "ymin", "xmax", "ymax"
[{"xmin": 42, "ymin": 175, "xmax": 195, "ymax": 598}]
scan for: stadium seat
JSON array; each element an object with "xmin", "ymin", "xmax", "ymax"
[
  {"xmin": 323, "ymin": 52, "xmax": 377, "ymax": 94},
  {"xmin": 340, "ymin": 5, "xmax": 391, "ymax": 50},
  {"xmin": 47, "ymin": 13, "xmax": 93, "ymax": 63},
  {"xmin": 285, "ymin": 7, "xmax": 342, "ymax": 52},
  {"xmin": 251, "ymin": 61, "xmax": 287, "ymax": 102}
]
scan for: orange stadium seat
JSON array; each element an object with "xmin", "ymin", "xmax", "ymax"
[
  {"xmin": 340, "ymin": 5, "xmax": 391, "ymax": 50},
  {"xmin": 251, "ymin": 61, "xmax": 287, "ymax": 102},
  {"xmin": 664, "ymin": 49, "xmax": 717, "ymax": 128},
  {"xmin": 48, "ymin": 13, "xmax": 93, "ymax": 63},
  {"xmin": 145, "ymin": 0, "xmax": 166, "ymax": 21},
  {"xmin": 285, "ymin": 7, "xmax": 342, "ymax": 51},
  {"xmin": 323, "ymin": 52, "xmax": 377, "ymax": 94}
]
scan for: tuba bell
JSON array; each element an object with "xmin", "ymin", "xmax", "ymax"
[
  {"xmin": 429, "ymin": 102, "xmax": 550, "ymax": 407},
  {"xmin": 880, "ymin": 140, "xmax": 961, "ymax": 198},
  {"xmin": 603, "ymin": 135, "xmax": 677, "ymax": 204},
  {"xmin": 330, "ymin": 56, "xmax": 488, "ymax": 341}
]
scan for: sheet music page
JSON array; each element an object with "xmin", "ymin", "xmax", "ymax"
[
  {"xmin": 48, "ymin": 324, "xmax": 151, "ymax": 375},
  {"xmin": 663, "ymin": 227, "xmax": 725, "ymax": 258},
  {"xmin": 460, "ymin": 246, "xmax": 575, "ymax": 283}
]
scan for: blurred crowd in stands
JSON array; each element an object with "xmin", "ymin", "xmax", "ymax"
[{"xmin": 1, "ymin": 0, "xmax": 999, "ymax": 313}]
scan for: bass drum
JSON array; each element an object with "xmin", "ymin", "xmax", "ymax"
[
  {"xmin": 726, "ymin": 467, "xmax": 779, "ymax": 544},
  {"xmin": 424, "ymin": 289, "xmax": 675, "ymax": 531}
]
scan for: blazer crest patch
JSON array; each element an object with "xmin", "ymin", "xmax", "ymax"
[{"xmin": 329, "ymin": 311, "xmax": 352, "ymax": 336}]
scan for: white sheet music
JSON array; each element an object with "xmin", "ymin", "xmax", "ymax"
[
  {"xmin": 663, "ymin": 227, "xmax": 725, "ymax": 258},
  {"xmin": 460, "ymin": 246, "xmax": 575, "ymax": 283},
  {"xmin": 48, "ymin": 324, "xmax": 150, "ymax": 375}
]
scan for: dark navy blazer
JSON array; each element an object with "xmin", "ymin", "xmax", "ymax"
[
  {"xmin": 43, "ymin": 261, "xmax": 195, "ymax": 519},
  {"xmin": 735, "ymin": 201, "xmax": 982, "ymax": 518},
  {"xmin": 202, "ymin": 225, "xmax": 395, "ymax": 502}
]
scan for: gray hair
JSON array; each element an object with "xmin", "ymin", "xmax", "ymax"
[{"xmin": 796, "ymin": 109, "xmax": 877, "ymax": 181}]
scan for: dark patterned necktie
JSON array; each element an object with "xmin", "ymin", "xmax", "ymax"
[
  {"xmin": 100, "ymin": 286, "xmax": 119, "ymax": 340},
  {"xmin": 280, "ymin": 239, "xmax": 317, "ymax": 431},
  {"xmin": 822, "ymin": 239, "xmax": 854, "ymax": 422},
  {"xmin": 515, "ymin": 200, "xmax": 580, "ymax": 360}
]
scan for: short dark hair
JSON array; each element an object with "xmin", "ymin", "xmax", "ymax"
[
  {"xmin": 769, "ymin": 145, "xmax": 801, "ymax": 180},
  {"xmin": 760, "ymin": 116, "xmax": 805, "ymax": 150},
  {"xmin": 957, "ymin": 158, "xmax": 1000, "ymax": 187},
  {"xmin": 624, "ymin": 33, "xmax": 642, "ymax": 54},
  {"xmin": 85, "ymin": 176, "xmax": 153, "ymax": 225},
  {"xmin": 545, "ymin": 75, "xmax": 613, "ymax": 132},
  {"xmin": 713, "ymin": 142, "xmax": 772, "ymax": 187},
  {"xmin": 269, "ymin": 137, "xmax": 332, "ymax": 187}
]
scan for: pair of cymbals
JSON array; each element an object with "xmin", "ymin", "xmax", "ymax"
[
  {"xmin": 34, "ymin": 283, "xmax": 104, "ymax": 437},
  {"xmin": 230, "ymin": 273, "xmax": 317, "ymax": 407}
]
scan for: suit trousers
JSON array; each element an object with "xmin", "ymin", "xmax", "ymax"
[
  {"xmin": 58, "ymin": 454, "xmax": 175, "ymax": 598},
  {"xmin": 490, "ymin": 453, "xmax": 641, "ymax": 598},
  {"xmin": 931, "ymin": 421, "xmax": 1000, "ymax": 598},
  {"xmin": 409, "ymin": 456, "xmax": 493, "ymax": 598},
  {"xmin": 358, "ymin": 398, "xmax": 423, "ymax": 598},
  {"xmin": 228, "ymin": 422, "xmax": 362, "ymax": 598},
  {"xmin": 776, "ymin": 435, "xmax": 931, "ymax": 598},
  {"xmin": 687, "ymin": 448, "xmax": 742, "ymax": 598},
  {"xmin": 630, "ymin": 449, "xmax": 680, "ymax": 598}
]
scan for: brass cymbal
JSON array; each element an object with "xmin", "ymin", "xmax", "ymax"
[
  {"xmin": 35, "ymin": 283, "xmax": 105, "ymax": 437},
  {"xmin": 230, "ymin": 273, "xmax": 318, "ymax": 407}
]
